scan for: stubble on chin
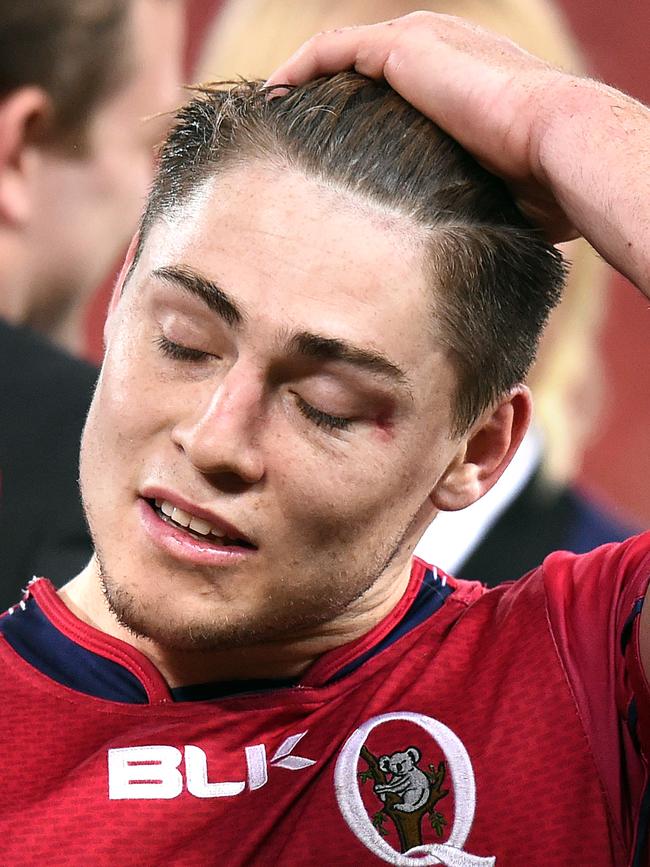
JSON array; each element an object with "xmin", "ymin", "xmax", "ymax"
[
  {"xmin": 94, "ymin": 506, "xmax": 418, "ymax": 655},
  {"xmin": 98, "ymin": 562, "xmax": 357, "ymax": 653}
]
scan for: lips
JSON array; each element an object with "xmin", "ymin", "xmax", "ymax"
[
  {"xmin": 149, "ymin": 498, "xmax": 256, "ymax": 548},
  {"xmin": 140, "ymin": 487, "xmax": 257, "ymax": 550}
]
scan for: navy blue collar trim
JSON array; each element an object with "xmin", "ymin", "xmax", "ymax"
[
  {"xmin": 621, "ymin": 597, "xmax": 644, "ymax": 654},
  {"xmin": 632, "ymin": 779, "xmax": 650, "ymax": 867},
  {"xmin": 0, "ymin": 567, "xmax": 453, "ymax": 703},
  {"xmin": 327, "ymin": 566, "xmax": 453, "ymax": 683},
  {"xmin": 0, "ymin": 597, "xmax": 149, "ymax": 703}
]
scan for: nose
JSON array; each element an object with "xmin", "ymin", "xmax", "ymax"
[{"xmin": 171, "ymin": 365, "xmax": 265, "ymax": 485}]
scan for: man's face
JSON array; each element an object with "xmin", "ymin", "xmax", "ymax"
[
  {"xmin": 29, "ymin": 0, "xmax": 184, "ymax": 326},
  {"xmin": 80, "ymin": 162, "xmax": 462, "ymax": 650}
]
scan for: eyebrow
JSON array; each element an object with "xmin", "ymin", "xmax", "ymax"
[
  {"xmin": 151, "ymin": 264, "xmax": 410, "ymax": 391},
  {"xmin": 289, "ymin": 332, "xmax": 410, "ymax": 389},
  {"xmin": 152, "ymin": 265, "xmax": 243, "ymax": 326}
]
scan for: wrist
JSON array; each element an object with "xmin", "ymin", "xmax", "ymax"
[
  {"xmin": 527, "ymin": 71, "xmax": 582, "ymax": 189},
  {"xmin": 531, "ymin": 75, "xmax": 650, "ymax": 292}
]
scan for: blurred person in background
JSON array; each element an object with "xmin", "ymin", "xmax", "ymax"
[
  {"xmin": 0, "ymin": 0, "xmax": 184, "ymax": 607},
  {"xmin": 200, "ymin": 0, "xmax": 637, "ymax": 585}
]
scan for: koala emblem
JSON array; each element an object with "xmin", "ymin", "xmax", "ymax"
[{"xmin": 374, "ymin": 747, "xmax": 431, "ymax": 813}]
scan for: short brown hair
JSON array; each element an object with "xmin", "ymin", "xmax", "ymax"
[
  {"xmin": 137, "ymin": 74, "xmax": 566, "ymax": 433},
  {"xmin": 0, "ymin": 0, "xmax": 130, "ymax": 145}
]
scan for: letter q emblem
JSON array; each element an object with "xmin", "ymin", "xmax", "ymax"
[{"xmin": 334, "ymin": 712, "xmax": 496, "ymax": 866}]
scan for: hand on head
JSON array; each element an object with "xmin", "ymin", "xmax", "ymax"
[{"xmin": 266, "ymin": 11, "xmax": 578, "ymax": 243}]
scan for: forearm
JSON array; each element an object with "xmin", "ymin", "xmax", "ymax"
[
  {"xmin": 268, "ymin": 13, "xmax": 650, "ymax": 293},
  {"xmin": 533, "ymin": 77, "xmax": 650, "ymax": 295}
]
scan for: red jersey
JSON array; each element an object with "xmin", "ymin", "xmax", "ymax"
[{"xmin": 0, "ymin": 534, "xmax": 649, "ymax": 866}]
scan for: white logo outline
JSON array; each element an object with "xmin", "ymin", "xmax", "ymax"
[{"xmin": 334, "ymin": 711, "xmax": 496, "ymax": 866}]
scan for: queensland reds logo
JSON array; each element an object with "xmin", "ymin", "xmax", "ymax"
[{"xmin": 334, "ymin": 712, "xmax": 496, "ymax": 866}]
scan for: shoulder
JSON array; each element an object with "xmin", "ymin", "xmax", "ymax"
[
  {"xmin": 469, "ymin": 532, "xmax": 650, "ymax": 643},
  {"xmin": 540, "ymin": 531, "xmax": 650, "ymax": 610},
  {"xmin": 438, "ymin": 534, "xmax": 650, "ymax": 655},
  {"xmin": 537, "ymin": 533, "xmax": 650, "ymax": 702}
]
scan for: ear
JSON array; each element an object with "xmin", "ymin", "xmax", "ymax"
[
  {"xmin": 0, "ymin": 87, "xmax": 51, "ymax": 225},
  {"xmin": 430, "ymin": 385, "xmax": 532, "ymax": 512},
  {"xmin": 378, "ymin": 756, "xmax": 391, "ymax": 773},
  {"xmin": 406, "ymin": 747, "xmax": 421, "ymax": 764},
  {"xmin": 103, "ymin": 232, "xmax": 141, "ymax": 348}
]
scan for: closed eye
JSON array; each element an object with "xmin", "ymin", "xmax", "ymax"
[
  {"xmin": 295, "ymin": 394, "xmax": 352, "ymax": 432},
  {"xmin": 154, "ymin": 334, "xmax": 211, "ymax": 362}
]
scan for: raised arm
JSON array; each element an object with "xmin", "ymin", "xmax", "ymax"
[
  {"xmin": 267, "ymin": 12, "xmax": 650, "ymax": 295},
  {"xmin": 268, "ymin": 9, "xmax": 650, "ymax": 695}
]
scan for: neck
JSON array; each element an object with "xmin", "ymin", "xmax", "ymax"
[
  {"xmin": 0, "ymin": 234, "xmax": 31, "ymax": 325},
  {"xmin": 0, "ymin": 233, "xmax": 84, "ymax": 355},
  {"xmin": 31, "ymin": 301, "xmax": 85, "ymax": 355},
  {"xmin": 59, "ymin": 556, "xmax": 414, "ymax": 688}
]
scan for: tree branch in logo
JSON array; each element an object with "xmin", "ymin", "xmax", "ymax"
[{"xmin": 358, "ymin": 744, "xmax": 449, "ymax": 853}]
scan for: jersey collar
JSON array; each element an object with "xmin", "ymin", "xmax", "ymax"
[{"xmin": 0, "ymin": 562, "xmax": 461, "ymax": 704}]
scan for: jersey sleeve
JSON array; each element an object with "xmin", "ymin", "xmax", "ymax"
[{"xmin": 541, "ymin": 531, "xmax": 650, "ymax": 848}]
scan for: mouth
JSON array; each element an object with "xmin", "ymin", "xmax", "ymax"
[{"xmin": 145, "ymin": 498, "xmax": 256, "ymax": 550}]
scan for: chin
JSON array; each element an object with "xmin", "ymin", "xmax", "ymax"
[{"xmin": 100, "ymin": 568, "xmax": 335, "ymax": 653}]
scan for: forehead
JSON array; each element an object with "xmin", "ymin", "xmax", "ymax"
[{"xmin": 140, "ymin": 162, "xmax": 439, "ymax": 356}]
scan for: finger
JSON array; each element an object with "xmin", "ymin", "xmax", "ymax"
[{"xmin": 265, "ymin": 23, "xmax": 393, "ymax": 88}]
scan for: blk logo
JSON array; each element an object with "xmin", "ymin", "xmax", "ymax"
[{"xmin": 108, "ymin": 731, "xmax": 315, "ymax": 800}]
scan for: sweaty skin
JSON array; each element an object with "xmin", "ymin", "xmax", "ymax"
[
  {"xmin": 63, "ymin": 14, "xmax": 650, "ymax": 691},
  {"xmin": 63, "ymin": 164, "xmax": 529, "ymax": 688},
  {"xmin": 267, "ymin": 10, "xmax": 650, "ymax": 672}
]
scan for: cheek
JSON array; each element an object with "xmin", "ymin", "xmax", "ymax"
[
  {"xmin": 90, "ymin": 326, "xmax": 168, "ymax": 453},
  {"xmin": 268, "ymin": 435, "xmax": 426, "ymax": 548},
  {"xmin": 79, "ymin": 354, "xmax": 172, "ymax": 531},
  {"xmin": 79, "ymin": 389, "xmax": 118, "ymax": 527},
  {"xmin": 79, "ymin": 373, "xmax": 140, "ymax": 499}
]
